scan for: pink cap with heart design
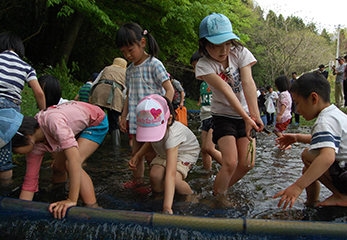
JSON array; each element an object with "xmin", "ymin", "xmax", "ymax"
[{"xmin": 136, "ymin": 94, "xmax": 170, "ymax": 142}]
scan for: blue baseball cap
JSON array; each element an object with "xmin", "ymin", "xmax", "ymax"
[
  {"xmin": 0, "ymin": 108, "xmax": 23, "ymax": 148},
  {"xmin": 199, "ymin": 13, "xmax": 240, "ymax": 44}
]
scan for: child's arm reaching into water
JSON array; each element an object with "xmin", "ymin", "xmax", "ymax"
[
  {"xmin": 49, "ymin": 146, "xmax": 81, "ymax": 219},
  {"xmin": 128, "ymin": 142, "xmax": 153, "ymax": 171},
  {"xmin": 201, "ymin": 73, "xmax": 259, "ymax": 140},
  {"xmin": 275, "ymin": 133, "xmax": 312, "ymax": 150},
  {"xmin": 273, "ymin": 147, "xmax": 335, "ymax": 210},
  {"xmin": 163, "ymin": 146, "xmax": 179, "ymax": 214}
]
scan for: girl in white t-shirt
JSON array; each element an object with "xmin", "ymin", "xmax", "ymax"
[
  {"xmin": 128, "ymin": 94, "xmax": 200, "ymax": 214},
  {"xmin": 195, "ymin": 13, "xmax": 263, "ymax": 195}
]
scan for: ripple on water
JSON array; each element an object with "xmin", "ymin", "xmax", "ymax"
[{"xmin": 3, "ymin": 121, "xmax": 347, "ymax": 222}]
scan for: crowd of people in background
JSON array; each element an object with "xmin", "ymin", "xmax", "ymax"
[{"xmin": 1, "ymin": 13, "xmax": 347, "ymax": 219}]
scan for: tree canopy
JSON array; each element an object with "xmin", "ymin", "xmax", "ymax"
[{"xmin": 1, "ymin": 0, "xmax": 342, "ymax": 99}]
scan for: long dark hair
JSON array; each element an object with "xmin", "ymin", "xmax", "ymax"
[
  {"xmin": 116, "ymin": 22, "xmax": 159, "ymax": 58},
  {"xmin": 38, "ymin": 74, "xmax": 62, "ymax": 108},
  {"xmin": 12, "ymin": 116, "xmax": 39, "ymax": 148}
]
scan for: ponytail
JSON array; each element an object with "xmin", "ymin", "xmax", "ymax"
[{"xmin": 116, "ymin": 23, "xmax": 159, "ymax": 58}]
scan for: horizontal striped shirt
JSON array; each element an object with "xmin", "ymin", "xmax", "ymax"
[
  {"xmin": 309, "ymin": 104, "xmax": 347, "ymax": 162},
  {"xmin": 78, "ymin": 82, "xmax": 92, "ymax": 102},
  {"xmin": 0, "ymin": 50, "xmax": 37, "ymax": 104}
]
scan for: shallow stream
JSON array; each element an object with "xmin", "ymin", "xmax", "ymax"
[{"xmin": 2, "ymin": 114, "xmax": 347, "ymax": 222}]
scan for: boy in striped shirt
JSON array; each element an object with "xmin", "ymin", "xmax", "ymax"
[{"xmin": 274, "ymin": 72, "xmax": 347, "ymax": 209}]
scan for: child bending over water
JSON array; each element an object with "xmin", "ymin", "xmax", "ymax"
[
  {"xmin": 128, "ymin": 94, "xmax": 200, "ymax": 214},
  {"xmin": 11, "ymin": 101, "xmax": 108, "ymax": 219},
  {"xmin": 274, "ymin": 72, "xmax": 347, "ymax": 209}
]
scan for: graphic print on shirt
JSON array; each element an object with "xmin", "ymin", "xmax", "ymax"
[
  {"xmin": 201, "ymin": 84, "xmax": 212, "ymax": 106},
  {"xmin": 218, "ymin": 66, "xmax": 242, "ymax": 94}
]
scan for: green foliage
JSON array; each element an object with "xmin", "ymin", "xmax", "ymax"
[
  {"xmin": 21, "ymin": 85, "xmax": 41, "ymax": 117},
  {"xmin": 246, "ymin": 8, "xmax": 334, "ymax": 86},
  {"xmin": 1, "ymin": 0, "xmax": 345, "ymax": 101},
  {"xmin": 184, "ymin": 98, "xmax": 200, "ymax": 111}
]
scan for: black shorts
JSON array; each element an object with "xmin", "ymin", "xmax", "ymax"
[
  {"xmin": 329, "ymin": 161, "xmax": 347, "ymax": 194},
  {"xmin": 212, "ymin": 116, "xmax": 246, "ymax": 144},
  {"xmin": 201, "ymin": 117, "xmax": 213, "ymax": 132}
]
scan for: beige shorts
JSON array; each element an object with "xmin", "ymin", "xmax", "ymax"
[{"xmin": 150, "ymin": 156, "xmax": 194, "ymax": 179}]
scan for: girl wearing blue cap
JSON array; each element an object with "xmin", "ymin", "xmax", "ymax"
[{"xmin": 195, "ymin": 13, "xmax": 263, "ymax": 196}]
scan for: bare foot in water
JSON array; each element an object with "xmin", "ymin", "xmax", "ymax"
[{"xmin": 317, "ymin": 194, "xmax": 347, "ymax": 207}]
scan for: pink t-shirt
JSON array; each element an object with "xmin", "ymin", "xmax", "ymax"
[
  {"xmin": 277, "ymin": 91, "xmax": 292, "ymax": 123},
  {"xmin": 22, "ymin": 101, "xmax": 105, "ymax": 193}
]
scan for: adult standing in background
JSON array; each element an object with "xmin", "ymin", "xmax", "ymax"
[
  {"xmin": 332, "ymin": 56, "xmax": 346, "ymax": 108},
  {"xmin": 290, "ymin": 72, "xmax": 300, "ymax": 125},
  {"xmin": 318, "ymin": 64, "xmax": 328, "ymax": 79},
  {"xmin": 90, "ymin": 58, "xmax": 127, "ymax": 147}
]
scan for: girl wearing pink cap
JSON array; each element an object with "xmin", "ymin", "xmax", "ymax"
[{"xmin": 129, "ymin": 94, "xmax": 200, "ymax": 214}]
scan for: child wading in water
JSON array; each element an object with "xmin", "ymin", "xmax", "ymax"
[
  {"xmin": 116, "ymin": 23, "xmax": 174, "ymax": 182},
  {"xmin": 274, "ymin": 72, "xmax": 347, "ymax": 209},
  {"xmin": 273, "ymin": 75, "xmax": 292, "ymax": 139},
  {"xmin": 129, "ymin": 94, "xmax": 200, "ymax": 214},
  {"xmin": 191, "ymin": 50, "xmax": 222, "ymax": 171},
  {"xmin": 195, "ymin": 13, "xmax": 263, "ymax": 196},
  {"xmin": 265, "ymin": 75, "xmax": 292, "ymax": 149},
  {"xmin": 11, "ymin": 101, "xmax": 108, "ymax": 219}
]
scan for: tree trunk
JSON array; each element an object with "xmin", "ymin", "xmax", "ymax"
[{"xmin": 53, "ymin": 11, "xmax": 85, "ymax": 66}]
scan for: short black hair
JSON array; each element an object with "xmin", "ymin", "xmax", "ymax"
[
  {"xmin": 12, "ymin": 116, "xmax": 39, "ymax": 148},
  {"xmin": 266, "ymin": 85, "xmax": 273, "ymax": 91},
  {"xmin": 290, "ymin": 72, "xmax": 330, "ymax": 103},
  {"xmin": 190, "ymin": 50, "xmax": 202, "ymax": 64},
  {"xmin": 275, "ymin": 75, "xmax": 290, "ymax": 92},
  {"xmin": 0, "ymin": 32, "xmax": 25, "ymax": 59},
  {"xmin": 199, "ymin": 38, "xmax": 243, "ymax": 58}
]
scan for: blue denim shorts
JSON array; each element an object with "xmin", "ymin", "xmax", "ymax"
[
  {"xmin": 79, "ymin": 115, "xmax": 109, "ymax": 144},
  {"xmin": 0, "ymin": 97, "xmax": 21, "ymax": 112},
  {"xmin": 0, "ymin": 98, "xmax": 21, "ymax": 171}
]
